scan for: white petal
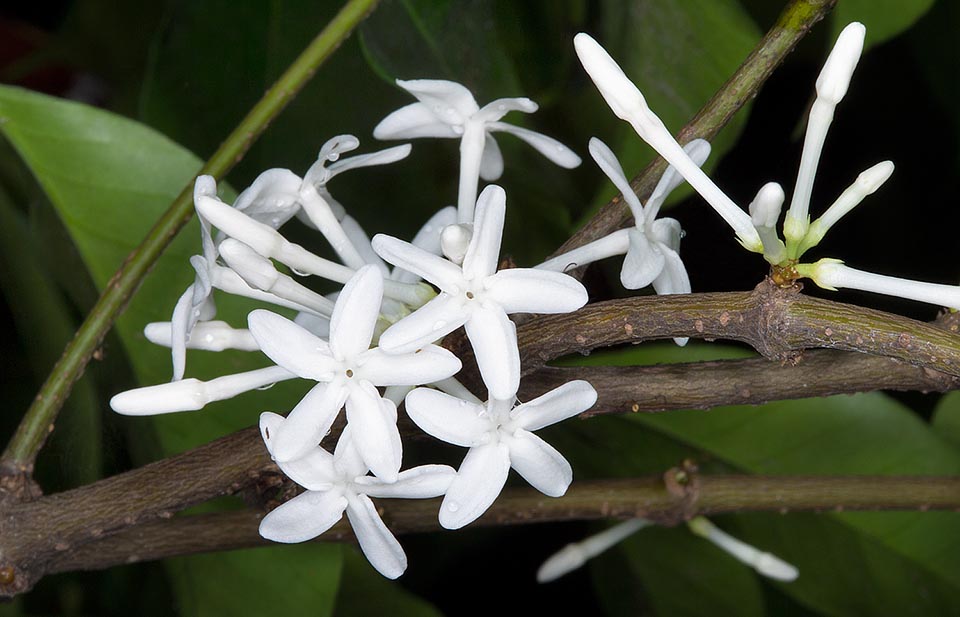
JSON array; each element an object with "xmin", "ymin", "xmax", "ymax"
[
  {"xmin": 395, "ymin": 79, "xmax": 479, "ymax": 123},
  {"xmin": 489, "ymin": 122, "xmax": 581, "ymax": 168},
  {"xmin": 485, "ymin": 268, "xmax": 588, "ymax": 314},
  {"xmin": 651, "ymin": 217, "xmax": 683, "ymax": 252},
  {"xmin": 464, "ymin": 305, "xmax": 519, "ymax": 401},
  {"xmin": 329, "ymin": 265, "xmax": 383, "ymax": 360},
  {"xmin": 333, "ymin": 425, "xmax": 368, "ymax": 479},
  {"xmin": 340, "ymin": 215, "xmax": 390, "ymax": 275},
  {"xmin": 620, "ymin": 229, "xmax": 664, "ymax": 290},
  {"xmin": 652, "ymin": 246, "xmax": 691, "ymax": 296},
  {"xmin": 505, "ymin": 429, "xmax": 572, "ymax": 497},
  {"xmin": 145, "ymin": 320, "xmax": 260, "ymax": 352},
  {"xmin": 404, "ymin": 387, "xmax": 490, "ymax": 447},
  {"xmin": 475, "ymin": 97, "xmax": 538, "ymax": 122},
  {"xmin": 247, "ymin": 310, "xmax": 338, "ymax": 380},
  {"xmin": 294, "ymin": 311, "xmax": 331, "ymax": 339},
  {"xmin": 260, "ymin": 412, "xmax": 338, "ymax": 490},
  {"xmin": 461, "ymin": 185, "xmax": 506, "ymax": 280},
  {"xmin": 535, "ymin": 229, "xmax": 630, "ymax": 273},
  {"xmin": 273, "ymin": 383, "xmax": 348, "ymax": 463},
  {"xmin": 588, "ymin": 137, "xmax": 643, "ymax": 220},
  {"xmin": 409, "ymin": 206, "xmax": 458, "ymax": 255},
  {"xmin": 327, "ymin": 144, "xmax": 412, "ymax": 178},
  {"xmin": 259, "ymin": 489, "xmax": 347, "ymax": 543},
  {"xmin": 439, "ymin": 443, "xmax": 511, "ymax": 529},
  {"xmin": 377, "ymin": 293, "xmax": 467, "ymax": 354},
  {"xmin": 479, "ymin": 134, "xmax": 504, "ymax": 181},
  {"xmin": 510, "ymin": 380, "xmax": 597, "ymax": 432},
  {"xmin": 169, "ymin": 284, "xmax": 195, "ymax": 381},
  {"xmin": 346, "ymin": 380, "xmax": 402, "ymax": 482},
  {"xmin": 358, "ymin": 346, "xmax": 462, "ymax": 386},
  {"xmin": 345, "ymin": 494, "xmax": 407, "ymax": 579},
  {"xmin": 232, "ymin": 168, "xmax": 302, "ymax": 229},
  {"xmin": 372, "ymin": 234, "xmax": 465, "ymax": 292},
  {"xmin": 373, "ymin": 103, "xmax": 461, "ymax": 139},
  {"xmin": 359, "ymin": 464, "xmax": 456, "ymax": 499}
]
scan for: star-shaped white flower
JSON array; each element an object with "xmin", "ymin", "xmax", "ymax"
[
  {"xmin": 404, "ymin": 380, "xmax": 597, "ymax": 529},
  {"xmin": 372, "ymin": 185, "xmax": 588, "ymax": 399},
  {"xmin": 258, "ymin": 414, "xmax": 455, "ymax": 579},
  {"xmin": 374, "ymin": 79, "xmax": 581, "ymax": 222},
  {"xmin": 538, "ymin": 137, "xmax": 709, "ymax": 300},
  {"xmin": 248, "ymin": 265, "xmax": 462, "ymax": 480}
]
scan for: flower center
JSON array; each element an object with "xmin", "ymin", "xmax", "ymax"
[{"xmin": 345, "ymin": 369, "xmax": 354, "ymax": 378}]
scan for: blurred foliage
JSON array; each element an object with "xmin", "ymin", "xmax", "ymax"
[{"xmin": 0, "ymin": 0, "xmax": 956, "ymax": 615}]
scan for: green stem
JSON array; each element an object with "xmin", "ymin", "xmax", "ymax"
[
  {"xmin": 552, "ymin": 0, "xmax": 837, "ymax": 257},
  {"xmin": 0, "ymin": 0, "xmax": 381, "ymax": 474}
]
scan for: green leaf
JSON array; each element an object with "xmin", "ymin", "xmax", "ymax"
[
  {"xmin": 831, "ymin": 0, "xmax": 935, "ymax": 48},
  {"xmin": 167, "ymin": 544, "xmax": 342, "ymax": 617},
  {"xmin": 565, "ymin": 342, "xmax": 960, "ymax": 616},
  {"xmin": 932, "ymin": 392, "xmax": 960, "ymax": 448},
  {"xmin": 334, "ymin": 548, "xmax": 443, "ymax": 617},
  {"xmin": 0, "ymin": 84, "xmax": 341, "ymax": 615}
]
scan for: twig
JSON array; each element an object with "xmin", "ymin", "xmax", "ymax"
[
  {"xmin": 45, "ymin": 473, "xmax": 960, "ymax": 576},
  {"xmin": 516, "ymin": 281, "xmax": 960, "ymax": 378},
  {"xmin": 0, "ymin": 0, "xmax": 382, "ymax": 477}
]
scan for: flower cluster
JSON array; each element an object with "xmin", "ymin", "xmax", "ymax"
[
  {"xmin": 110, "ymin": 84, "xmax": 610, "ymax": 577},
  {"xmin": 111, "ymin": 21, "xmax": 914, "ymax": 583},
  {"xmin": 574, "ymin": 23, "xmax": 960, "ymax": 311}
]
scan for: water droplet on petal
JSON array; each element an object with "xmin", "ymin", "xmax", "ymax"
[
  {"xmin": 291, "ymin": 267, "xmax": 309, "ymax": 277},
  {"xmin": 432, "ymin": 320, "xmax": 447, "ymax": 331},
  {"xmin": 327, "ymin": 152, "xmax": 340, "ymax": 162},
  {"xmin": 458, "ymin": 400, "xmax": 467, "ymax": 407},
  {"xmin": 556, "ymin": 145, "xmax": 566, "ymax": 153},
  {"xmin": 452, "ymin": 126, "xmax": 464, "ymax": 136},
  {"xmin": 497, "ymin": 104, "xmax": 505, "ymax": 111},
  {"xmin": 446, "ymin": 501, "xmax": 460, "ymax": 513},
  {"xmin": 256, "ymin": 382, "xmax": 277, "ymax": 391}
]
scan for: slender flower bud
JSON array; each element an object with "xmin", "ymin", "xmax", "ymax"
[
  {"xmin": 796, "ymin": 259, "xmax": 960, "ymax": 310},
  {"xmin": 218, "ymin": 239, "xmax": 335, "ymax": 316},
  {"xmin": 748, "ymin": 182, "xmax": 787, "ymax": 264},
  {"xmin": 440, "ymin": 223, "xmax": 473, "ymax": 265},
  {"xmin": 537, "ymin": 519, "xmax": 651, "ymax": 582},
  {"xmin": 110, "ymin": 366, "xmax": 296, "ymax": 415},
  {"xmin": 144, "ymin": 320, "xmax": 260, "ymax": 352},
  {"xmin": 801, "ymin": 161, "xmax": 894, "ymax": 253},
  {"xmin": 815, "ymin": 22, "xmax": 866, "ymax": 105},
  {"xmin": 784, "ymin": 23, "xmax": 866, "ymax": 252},
  {"xmin": 687, "ymin": 517, "xmax": 799, "ymax": 582},
  {"xmin": 574, "ymin": 33, "xmax": 762, "ymax": 252}
]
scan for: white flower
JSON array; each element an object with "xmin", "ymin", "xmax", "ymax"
[
  {"xmin": 573, "ymin": 33, "xmax": 762, "ymax": 253},
  {"xmin": 782, "ymin": 23, "xmax": 866, "ymax": 249},
  {"xmin": 372, "ymin": 185, "xmax": 588, "ymax": 399},
  {"xmin": 258, "ymin": 413, "xmax": 455, "ymax": 579},
  {"xmin": 536, "ymin": 516, "xmax": 799, "ymax": 583},
  {"xmin": 248, "ymin": 265, "xmax": 462, "ymax": 481},
  {"xmin": 110, "ymin": 365, "xmax": 296, "ymax": 415},
  {"xmin": 374, "ymin": 79, "xmax": 581, "ymax": 222},
  {"xmin": 404, "ymin": 380, "xmax": 597, "ymax": 529},
  {"xmin": 538, "ymin": 137, "xmax": 709, "ymax": 296},
  {"xmin": 687, "ymin": 517, "xmax": 798, "ymax": 581},
  {"xmin": 796, "ymin": 259, "xmax": 960, "ymax": 310}
]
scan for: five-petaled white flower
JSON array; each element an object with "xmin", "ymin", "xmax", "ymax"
[
  {"xmin": 248, "ymin": 265, "xmax": 462, "ymax": 481},
  {"xmin": 258, "ymin": 413, "xmax": 455, "ymax": 579},
  {"xmin": 404, "ymin": 380, "xmax": 597, "ymax": 530},
  {"xmin": 539, "ymin": 137, "xmax": 709, "ymax": 296},
  {"xmin": 374, "ymin": 79, "xmax": 581, "ymax": 222},
  {"xmin": 372, "ymin": 185, "xmax": 588, "ymax": 400}
]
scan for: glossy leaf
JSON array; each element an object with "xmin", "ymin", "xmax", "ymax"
[
  {"xmin": 334, "ymin": 548, "xmax": 443, "ymax": 617},
  {"xmin": 0, "ymin": 84, "xmax": 340, "ymax": 615},
  {"xmin": 932, "ymin": 392, "xmax": 960, "ymax": 449}
]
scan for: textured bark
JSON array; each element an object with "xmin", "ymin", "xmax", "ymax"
[{"xmin": 46, "ymin": 473, "xmax": 960, "ymax": 575}]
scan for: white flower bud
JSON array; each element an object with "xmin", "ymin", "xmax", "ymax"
[{"xmin": 815, "ymin": 23, "xmax": 866, "ymax": 105}]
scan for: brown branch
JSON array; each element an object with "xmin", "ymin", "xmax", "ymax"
[
  {"xmin": 46, "ymin": 473, "xmax": 960, "ymax": 575},
  {"xmin": 516, "ymin": 281, "xmax": 960, "ymax": 378},
  {"xmin": 521, "ymin": 351, "xmax": 960, "ymax": 416},
  {"xmin": 553, "ymin": 0, "xmax": 837, "ymax": 258}
]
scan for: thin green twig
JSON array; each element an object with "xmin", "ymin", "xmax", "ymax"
[{"xmin": 0, "ymin": 0, "xmax": 381, "ymax": 474}]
